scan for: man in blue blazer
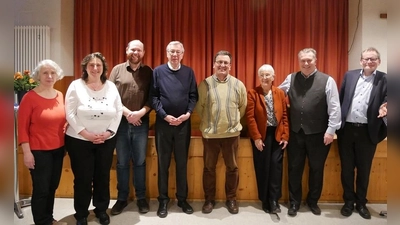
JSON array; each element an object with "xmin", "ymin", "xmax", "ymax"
[{"xmin": 338, "ymin": 47, "xmax": 387, "ymax": 220}]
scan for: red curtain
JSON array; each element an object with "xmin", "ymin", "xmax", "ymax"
[{"xmin": 74, "ymin": 0, "xmax": 348, "ymax": 88}]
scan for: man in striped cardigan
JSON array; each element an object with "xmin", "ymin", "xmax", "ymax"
[{"xmin": 196, "ymin": 50, "xmax": 247, "ymax": 215}]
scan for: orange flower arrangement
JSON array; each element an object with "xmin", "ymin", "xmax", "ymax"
[{"xmin": 14, "ymin": 70, "xmax": 38, "ymax": 92}]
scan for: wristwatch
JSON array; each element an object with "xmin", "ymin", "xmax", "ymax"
[{"xmin": 106, "ymin": 129, "xmax": 115, "ymax": 136}]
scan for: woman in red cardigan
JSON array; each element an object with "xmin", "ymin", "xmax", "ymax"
[{"xmin": 245, "ymin": 64, "xmax": 289, "ymax": 214}]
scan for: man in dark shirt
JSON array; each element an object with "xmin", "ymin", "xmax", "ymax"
[
  {"xmin": 109, "ymin": 40, "xmax": 153, "ymax": 215},
  {"xmin": 150, "ymin": 41, "xmax": 198, "ymax": 218}
]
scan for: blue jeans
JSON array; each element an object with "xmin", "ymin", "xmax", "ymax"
[{"xmin": 115, "ymin": 116, "xmax": 149, "ymax": 200}]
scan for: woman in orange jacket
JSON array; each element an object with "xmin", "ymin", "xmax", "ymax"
[{"xmin": 245, "ymin": 64, "xmax": 289, "ymax": 214}]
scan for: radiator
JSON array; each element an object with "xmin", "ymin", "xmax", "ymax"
[{"xmin": 14, "ymin": 26, "xmax": 50, "ymax": 72}]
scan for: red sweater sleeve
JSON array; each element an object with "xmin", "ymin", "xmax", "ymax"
[{"xmin": 17, "ymin": 92, "xmax": 34, "ymax": 145}]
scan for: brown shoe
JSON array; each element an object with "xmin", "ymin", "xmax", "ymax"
[
  {"xmin": 202, "ymin": 200, "xmax": 215, "ymax": 214},
  {"xmin": 226, "ymin": 200, "xmax": 239, "ymax": 214}
]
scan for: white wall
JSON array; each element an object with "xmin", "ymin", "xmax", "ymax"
[
  {"xmin": 348, "ymin": 0, "xmax": 387, "ymax": 72},
  {"xmin": 14, "ymin": 0, "xmax": 387, "ymax": 75},
  {"xmin": 14, "ymin": 0, "xmax": 74, "ymax": 76}
]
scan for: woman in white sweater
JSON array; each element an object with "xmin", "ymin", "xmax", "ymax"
[{"xmin": 65, "ymin": 52, "xmax": 122, "ymax": 225}]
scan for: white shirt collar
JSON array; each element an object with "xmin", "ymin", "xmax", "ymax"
[{"xmin": 167, "ymin": 62, "xmax": 181, "ymax": 71}]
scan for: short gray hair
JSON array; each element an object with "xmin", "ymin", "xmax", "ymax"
[
  {"xmin": 298, "ymin": 48, "xmax": 317, "ymax": 59},
  {"xmin": 32, "ymin": 59, "xmax": 64, "ymax": 82},
  {"xmin": 258, "ymin": 64, "xmax": 275, "ymax": 76},
  {"xmin": 166, "ymin": 41, "xmax": 185, "ymax": 52},
  {"xmin": 361, "ymin": 47, "xmax": 381, "ymax": 59}
]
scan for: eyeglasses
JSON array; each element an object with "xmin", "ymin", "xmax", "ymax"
[
  {"xmin": 215, "ymin": 60, "xmax": 231, "ymax": 66},
  {"xmin": 362, "ymin": 58, "xmax": 379, "ymax": 62},
  {"xmin": 259, "ymin": 74, "xmax": 274, "ymax": 79},
  {"xmin": 168, "ymin": 50, "xmax": 183, "ymax": 55}
]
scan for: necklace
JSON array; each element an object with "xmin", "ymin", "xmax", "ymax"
[{"xmin": 87, "ymin": 82, "xmax": 103, "ymax": 91}]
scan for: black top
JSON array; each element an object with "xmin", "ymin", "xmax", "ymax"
[{"xmin": 288, "ymin": 71, "xmax": 329, "ymax": 134}]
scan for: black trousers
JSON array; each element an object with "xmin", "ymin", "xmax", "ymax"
[
  {"xmin": 287, "ymin": 129, "xmax": 330, "ymax": 206},
  {"xmin": 30, "ymin": 147, "xmax": 64, "ymax": 225},
  {"xmin": 155, "ymin": 120, "xmax": 191, "ymax": 203},
  {"xmin": 337, "ymin": 123, "xmax": 377, "ymax": 205},
  {"xmin": 251, "ymin": 126, "xmax": 284, "ymax": 204},
  {"xmin": 66, "ymin": 135, "xmax": 116, "ymax": 220}
]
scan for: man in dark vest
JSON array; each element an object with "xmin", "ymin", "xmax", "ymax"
[
  {"xmin": 337, "ymin": 47, "xmax": 387, "ymax": 220},
  {"xmin": 279, "ymin": 48, "xmax": 341, "ymax": 217}
]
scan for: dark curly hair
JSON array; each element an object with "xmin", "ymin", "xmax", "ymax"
[{"xmin": 81, "ymin": 52, "xmax": 108, "ymax": 84}]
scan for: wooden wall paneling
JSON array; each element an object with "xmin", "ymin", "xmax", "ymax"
[
  {"xmin": 53, "ymin": 76, "xmax": 75, "ymax": 96},
  {"xmin": 18, "ymin": 139, "xmax": 387, "ymax": 203}
]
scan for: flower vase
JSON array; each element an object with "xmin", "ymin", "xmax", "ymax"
[{"xmin": 17, "ymin": 90, "xmax": 27, "ymax": 105}]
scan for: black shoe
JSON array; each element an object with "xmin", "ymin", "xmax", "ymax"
[
  {"xmin": 178, "ymin": 200, "xmax": 194, "ymax": 214},
  {"xmin": 262, "ymin": 202, "xmax": 270, "ymax": 213},
  {"xmin": 137, "ymin": 199, "xmax": 150, "ymax": 214},
  {"xmin": 356, "ymin": 204, "xmax": 371, "ymax": 219},
  {"xmin": 287, "ymin": 204, "xmax": 299, "ymax": 216},
  {"xmin": 340, "ymin": 203, "xmax": 354, "ymax": 217},
  {"xmin": 111, "ymin": 200, "xmax": 128, "ymax": 215},
  {"xmin": 269, "ymin": 200, "xmax": 281, "ymax": 213},
  {"xmin": 157, "ymin": 202, "xmax": 168, "ymax": 218},
  {"xmin": 76, "ymin": 217, "xmax": 87, "ymax": 225},
  {"xmin": 96, "ymin": 212, "xmax": 110, "ymax": 225},
  {"xmin": 307, "ymin": 203, "xmax": 321, "ymax": 215}
]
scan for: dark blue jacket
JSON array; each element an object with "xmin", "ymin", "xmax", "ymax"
[{"xmin": 339, "ymin": 69, "xmax": 387, "ymax": 144}]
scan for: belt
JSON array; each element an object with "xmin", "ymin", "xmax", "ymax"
[{"xmin": 346, "ymin": 122, "xmax": 367, "ymax": 127}]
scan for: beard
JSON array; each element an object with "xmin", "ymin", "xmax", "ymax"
[{"xmin": 128, "ymin": 55, "xmax": 142, "ymax": 64}]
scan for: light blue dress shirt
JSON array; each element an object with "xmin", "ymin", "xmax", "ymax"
[{"xmin": 345, "ymin": 70, "xmax": 376, "ymax": 124}]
